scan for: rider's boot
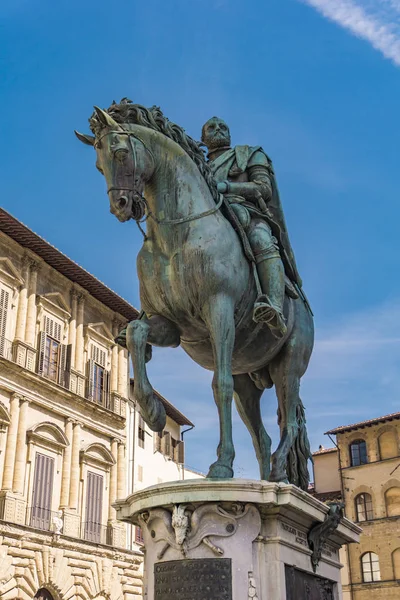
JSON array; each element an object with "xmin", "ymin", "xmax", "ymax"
[{"xmin": 253, "ymin": 255, "xmax": 287, "ymax": 338}]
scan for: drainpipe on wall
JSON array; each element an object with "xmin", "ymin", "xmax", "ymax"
[
  {"xmin": 327, "ymin": 433, "xmax": 354, "ymax": 600},
  {"xmin": 180, "ymin": 425, "xmax": 194, "ymax": 481}
]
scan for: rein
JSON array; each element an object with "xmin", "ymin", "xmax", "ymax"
[{"xmin": 98, "ymin": 128, "xmax": 223, "ymax": 226}]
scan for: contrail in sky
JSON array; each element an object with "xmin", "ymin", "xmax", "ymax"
[{"xmin": 301, "ymin": 0, "xmax": 400, "ymax": 66}]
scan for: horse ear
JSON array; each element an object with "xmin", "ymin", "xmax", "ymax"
[
  {"xmin": 93, "ymin": 106, "xmax": 122, "ymax": 130},
  {"xmin": 74, "ymin": 130, "xmax": 95, "ymax": 146}
]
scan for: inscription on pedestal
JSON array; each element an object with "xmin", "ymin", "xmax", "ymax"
[
  {"xmin": 154, "ymin": 558, "xmax": 232, "ymax": 600},
  {"xmin": 285, "ymin": 565, "xmax": 334, "ymax": 600}
]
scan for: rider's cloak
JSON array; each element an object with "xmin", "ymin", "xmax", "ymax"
[{"xmin": 209, "ymin": 145, "xmax": 302, "ymax": 287}]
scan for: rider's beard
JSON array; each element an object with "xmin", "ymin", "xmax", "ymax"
[{"xmin": 205, "ymin": 131, "xmax": 231, "ymax": 152}]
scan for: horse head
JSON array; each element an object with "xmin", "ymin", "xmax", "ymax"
[{"xmin": 75, "ymin": 107, "xmax": 154, "ymax": 222}]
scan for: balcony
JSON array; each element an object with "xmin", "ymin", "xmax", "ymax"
[
  {"xmin": 26, "ymin": 506, "xmax": 111, "ymax": 545},
  {"xmin": 0, "ymin": 336, "xmax": 125, "ymax": 418}
]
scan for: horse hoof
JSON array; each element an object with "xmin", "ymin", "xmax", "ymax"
[
  {"xmin": 269, "ymin": 470, "xmax": 289, "ymax": 484},
  {"xmin": 206, "ymin": 462, "xmax": 234, "ymax": 479},
  {"xmin": 141, "ymin": 398, "xmax": 166, "ymax": 432}
]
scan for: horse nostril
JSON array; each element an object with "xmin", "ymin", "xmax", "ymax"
[{"xmin": 118, "ymin": 196, "xmax": 128, "ymax": 209}]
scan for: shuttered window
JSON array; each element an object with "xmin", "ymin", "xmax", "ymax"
[
  {"xmin": 154, "ymin": 431, "xmax": 162, "ymax": 453},
  {"xmin": 37, "ymin": 315, "xmax": 68, "ymax": 386},
  {"xmin": 87, "ymin": 344, "xmax": 110, "ymax": 407},
  {"xmin": 135, "ymin": 526, "xmax": 144, "ymax": 545},
  {"xmin": 30, "ymin": 453, "xmax": 54, "ymax": 530},
  {"xmin": 84, "ymin": 471, "xmax": 104, "ymax": 543},
  {"xmin": 138, "ymin": 415, "xmax": 146, "ymax": 449},
  {"xmin": 0, "ymin": 287, "xmax": 10, "ymax": 357}
]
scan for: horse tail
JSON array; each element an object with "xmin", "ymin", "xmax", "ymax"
[{"xmin": 286, "ymin": 402, "xmax": 312, "ymax": 491}]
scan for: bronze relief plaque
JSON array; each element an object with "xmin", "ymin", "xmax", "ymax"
[
  {"xmin": 154, "ymin": 558, "xmax": 232, "ymax": 600},
  {"xmin": 285, "ymin": 565, "xmax": 335, "ymax": 600}
]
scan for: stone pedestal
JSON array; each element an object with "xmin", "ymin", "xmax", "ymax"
[{"xmin": 115, "ymin": 479, "xmax": 360, "ymax": 600}]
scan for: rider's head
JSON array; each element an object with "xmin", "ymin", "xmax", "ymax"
[{"xmin": 201, "ymin": 117, "xmax": 231, "ymax": 153}]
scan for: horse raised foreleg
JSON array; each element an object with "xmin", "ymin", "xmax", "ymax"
[
  {"xmin": 204, "ymin": 295, "xmax": 235, "ymax": 479},
  {"xmin": 125, "ymin": 316, "xmax": 180, "ymax": 432},
  {"xmin": 233, "ymin": 374, "xmax": 272, "ymax": 480}
]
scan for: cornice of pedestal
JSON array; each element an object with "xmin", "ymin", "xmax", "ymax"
[{"xmin": 114, "ymin": 478, "xmax": 362, "ymax": 546}]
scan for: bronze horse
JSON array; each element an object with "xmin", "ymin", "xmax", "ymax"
[{"xmin": 76, "ymin": 102, "xmax": 314, "ymax": 489}]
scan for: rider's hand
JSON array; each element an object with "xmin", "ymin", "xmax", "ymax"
[{"xmin": 217, "ymin": 181, "xmax": 229, "ymax": 194}]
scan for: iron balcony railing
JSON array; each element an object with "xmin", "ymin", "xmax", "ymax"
[
  {"xmin": 26, "ymin": 508, "xmax": 111, "ymax": 545},
  {"xmin": 81, "ymin": 520, "xmax": 110, "ymax": 545},
  {"xmin": 26, "ymin": 506, "xmax": 63, "ymax": 533}
]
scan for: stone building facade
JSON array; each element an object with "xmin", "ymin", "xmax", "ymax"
[
  {"xmin": 0, "ymin": 207, "xmax": 198, "ymax": 600},
  {"xmin": 312, "ymin": 412, "xmax": 400, "ymax": 600}
]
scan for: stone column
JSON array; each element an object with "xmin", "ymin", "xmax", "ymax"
[
  {"xmin": 117, "ymin": 442, "xmax": 126, "ymax": 500},
  {"xmin": 68, "ymin": 421, "xmax": 81, "ymax": 510},
  {"xmin": 12, "ymin": 398, "xmax": 29, "ymax": 494},
  {"xmin": 2, "ymin": 395, "xmax": 21, "ymax": 490},
  {"xmin": 25, "ymin": 260, "xmax": 39, "ymax": 348},
  {"xmin": 108, "ymin": 438, "xmax": 118, "ymax": 520},
  {"xmin": 60, "ymin": 418, "xmax": 73, "ymax": 508},
  {"xmin": 74, "ymin": 294, "xmax": 85, "ymax": 374},
  {"xmin": 117, "ymin": 345, "xmax": 127, "ymax": 397},
  {"xmin": 68, "ymin": 289, "xmax": 78, "ymax": 370},
  {"xmin": 15, "ymin": 257, "xmax": 30, "ymax": 342},
  {"xmin": 111, "ymin": 321, "xmax": 119, "ymax": 392}
]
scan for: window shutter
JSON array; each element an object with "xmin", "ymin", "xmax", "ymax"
[
  {"xmin": 37, "ymin": 331, "xmax": 47, "ymax": 375},
  {"xmin": 87, "ymin": 359, "xmax": 95, "ymax": 400},
  {"xmin": 31, "ymin": 453, "xmax": 54, "ymax": 530},
  {"xmin": 154, "ymin": 431, "xmax": 162, "ymax": 453},
  {"xmin": 58, "ymin": 343, "xmax": 68, "ymax": 387},
  {"xmin": 177, "ymin": 440, "xmax": 185, "ymax": 464},
  {"xmin": 90, "ymin": 343, "xmax": 106, "ymax": 367},
  {"xmin": 85, "ymin": 471, "xmax": 104, "ymax": 542},
  {"xmin": 135, "ymin": 526, "xmax": 144, "ymax": 545},
  {"xmin": 162, "ymin": 432, "xmax": 171, "ymax": 458},
  {"xmin": 44, "ymin": 315, "xmax": 61, "ymax": 342},
  {"xmin": 103, "ymin": 369, "xmax": 111, "ymax": 409},
  {"xmin": 64, "ymin": 343, "xmax": 72, "ymax": 386},
  {"xmin": 0, "ymin": 287, "xmax": 9, "ymax": 357}
]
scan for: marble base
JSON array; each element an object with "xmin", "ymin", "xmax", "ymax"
[{"xmin": 115, "ymin": 479, "xmax": 360, "ymax": 600}]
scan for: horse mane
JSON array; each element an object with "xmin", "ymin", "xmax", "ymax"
[{"xmin": 89, "ymin": 98, "xmax": 219, "ymax": 202}]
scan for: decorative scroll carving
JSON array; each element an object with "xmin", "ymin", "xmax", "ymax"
[
  {"xmin": 139, "ymin": 502, "xmax": 259, "ymax": 559},
  {"xmin": 307, "ymin": 503, "xmax": 344, "ymax": 572}
]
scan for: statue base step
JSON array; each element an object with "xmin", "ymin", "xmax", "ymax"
[{"xmin": 115, "ymin": 479, "xmax": 360, "ymax": 600}]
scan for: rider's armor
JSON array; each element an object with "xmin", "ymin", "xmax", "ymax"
[{"xmin": 208, "ymin": 144, "xmax": 302, "ymax": 338}]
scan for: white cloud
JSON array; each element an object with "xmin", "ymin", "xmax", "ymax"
[{"xmin": 301, "ymin": 0, "xmax": 400, "ymax": 66}]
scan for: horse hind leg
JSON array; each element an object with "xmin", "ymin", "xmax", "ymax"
[
  {"xmin": 269, "ymin": 350, "xmax": 312, "ymax": 491},
  {"xmin": 233, "ymin": 374, "xmax": 272, "ymax": 480}
]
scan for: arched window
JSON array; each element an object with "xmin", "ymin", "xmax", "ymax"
[
  {"xmin": 385, "ymin": 487, "xmax": 400, "ymax": 517},
  {"xmin": 350, "ymin": 440, "xmax": 368, "ymax": 466},
  {"xmin": 361, "ymin": 552, "xmax": 381, "ymax": 582},
  {"xmin": 393, "ymin": 548, "xmax": 400, "ymax": 580},
  {"xmin": 379, "ymin": 431, "xmax": 398, "ymax": 460},
  {"xmin": 355, "ymin": 493, "xmax": 373, "ymax": 522}
]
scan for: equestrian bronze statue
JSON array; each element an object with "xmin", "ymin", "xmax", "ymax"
[{"xmin": 75, "ymin": 99, "xmax": 314, "ymax": 490}]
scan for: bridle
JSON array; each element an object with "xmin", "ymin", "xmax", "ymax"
[{"xmin": 96, "ymin": 128, "xmax": 223, "ymax": 227}]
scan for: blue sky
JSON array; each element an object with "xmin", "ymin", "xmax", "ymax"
[{"xmin": 1, "ymin": 0, "xmax": 400, "ymax": 479}]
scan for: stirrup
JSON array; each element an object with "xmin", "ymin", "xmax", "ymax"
[{"xmin": 253, "ymin": 295, "xmax": 287, "ymax": 338}]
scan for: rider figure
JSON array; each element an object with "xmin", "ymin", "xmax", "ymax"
[{"xmin": 201, "ymin": 116, "xmax": 303, "ymax": 338}]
